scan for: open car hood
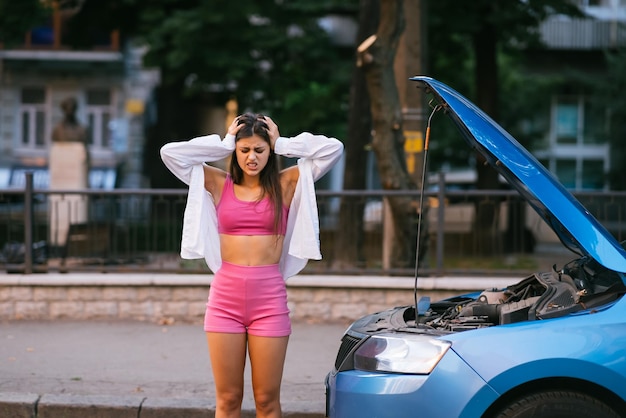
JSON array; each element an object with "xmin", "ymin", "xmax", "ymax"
[{"xmin": 411, "ymin": 76, "xmax": 626, "ymax": 274}]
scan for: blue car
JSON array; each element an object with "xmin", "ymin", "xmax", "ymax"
[{"xmin": 325, "ymin": 77, "xmax": 626, "ymax": 418}]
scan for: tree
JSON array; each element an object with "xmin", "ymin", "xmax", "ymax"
[
  {"xmin": 332, "ymin": 0, "xmax": 378, "ymax": 269},
  {"xmin": 0, "ymin": 0, "xmax": 50, "ymax": 46},
  {"xmin": 357, "ymin": 0, "xmax": 420, "ymax": 269},
  {"xmin": 132, "ymin": 1, "xmax": 353, "ymax": 134},
  {"xmin": 61, "ymin": 0, "xmax": 356, "ymax": 186},
  {"xmin": 598, "ymin": 49, "xmax": 626, "ymax": 191}
]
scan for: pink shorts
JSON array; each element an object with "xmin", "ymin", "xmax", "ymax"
[{"xmin": 204, "ymin": 261, "xmax": 291, "ymax": 337}]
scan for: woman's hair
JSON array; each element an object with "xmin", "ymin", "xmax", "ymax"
[{"xmin": 229, "ymin": 113, "xmax": 284, "ymax": 234}]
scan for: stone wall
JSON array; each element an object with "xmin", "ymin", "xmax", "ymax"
[{"xmin": 0, "ymin": 273, "xmax": 515, "ymax": 324}]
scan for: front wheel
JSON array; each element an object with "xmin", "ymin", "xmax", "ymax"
[{"xmin": 493, "ymin": 391, "xmax": 621, "ymax": 418}]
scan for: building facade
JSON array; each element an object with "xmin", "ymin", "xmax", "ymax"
[
  {"xmin": 0, "ymin": 4, "xmax": 159, "ymax": 190},
  {"xmin": 533, "ymin": 0, "xmax": 626, "ymax": 190}
]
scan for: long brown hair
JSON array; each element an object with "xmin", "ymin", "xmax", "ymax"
[{"xmin": 229, "ymin": 113, "xmax": 284, "ymax": 234}]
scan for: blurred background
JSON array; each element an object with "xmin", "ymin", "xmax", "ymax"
[{"xmin": 0, "ymin": 0, "xmax": 624, "ymax": 276}]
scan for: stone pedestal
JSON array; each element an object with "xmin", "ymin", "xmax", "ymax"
[{"xmin": 49, "ymin": 142, "xmax": 89, "ymax": 247}]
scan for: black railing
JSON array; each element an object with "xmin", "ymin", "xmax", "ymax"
[{"xmin": 2, "ymin": 173, "xmax": 625, "ymax": 276}]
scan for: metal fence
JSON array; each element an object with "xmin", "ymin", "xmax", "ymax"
[{"xmin": 1, "ymin": 173, "xmax": 625, "ymax": 276}]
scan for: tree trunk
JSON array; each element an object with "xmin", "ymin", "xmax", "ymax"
[
  {"xmin": 472, "ymin": 17, "xmax": 502, "ymax": 256},
  {"xmin": 144, "ymin": 77, "xmax": 197, "ymax": 189},
  {"xmin": 361, "ymin": 0, "xmax": 417, "ymax": 269},
  {"xmin": 332, "ymin": 0, "xmax": 379, "ymax": 269}
]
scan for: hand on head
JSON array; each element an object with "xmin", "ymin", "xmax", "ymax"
[
  {"xmin": 227, "ymin": 116, "xmax": 243, "ymax": 137},
  {"xmin": 229, "ymin": 113, "xmax": 280, "ymax": 149},
  {"xmin": 263, "ymin": 116, "xmax": 280, "ymax": 149}
]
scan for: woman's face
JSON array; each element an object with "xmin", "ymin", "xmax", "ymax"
[{"xmin": 235, "ymin": 134, "xmax": 270, "ymax": 177}]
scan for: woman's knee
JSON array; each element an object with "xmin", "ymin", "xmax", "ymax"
[
  {"xmin": 216, "ymin": 389, "xmax": 244, "ymax": 412},
  {"xmin": 253, "ymin": 390, "xmax": 281, "ymax": 414}
]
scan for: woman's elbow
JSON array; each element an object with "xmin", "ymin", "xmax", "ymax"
[{"xmin": 160, "ymin": 143, "xmax": 175, "ymax": 162}]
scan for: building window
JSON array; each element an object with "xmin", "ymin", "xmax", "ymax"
[
  {"xmin": 554, "ymin": 96, "xmax": 610, "ymax": 147},
  {"xmin": 555, "ymin": 159, "xmax": 577, "ymax": 189},
  {"xmin": 555, "ymin": 99, "xmax": 578, "ymax": 144},
  {"xmin": 582, "ymin": 159, "xmax": 605, "ymax": 189},
  {"xmin": 85, "ymin": 89, "xmax": 112, "ymax": 149},
  {"xmin": 536, "ymin": 95, "xmax": 610, "ymax": 190},
  {"xmin": 20, "ymin": 87, "xmax": 47, "ymax": 148}
]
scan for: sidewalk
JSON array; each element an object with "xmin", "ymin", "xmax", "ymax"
[{"xmin": 0, "ymin": 319, "xmax": 348, "ymax": 417}]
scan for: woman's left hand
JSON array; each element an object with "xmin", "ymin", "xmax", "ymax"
[{"xmin": 264, "ymin": 116, "xmax": 280, "ymax": 149}]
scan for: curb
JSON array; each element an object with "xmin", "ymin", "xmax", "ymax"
[{"xmin": 0, "ymin": 392, "xmax": 325, "ymax": 418}]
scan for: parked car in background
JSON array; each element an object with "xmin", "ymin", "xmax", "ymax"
[{"xmin": 325, "ymin": 77, "xmax": 626, "ymax": 418}]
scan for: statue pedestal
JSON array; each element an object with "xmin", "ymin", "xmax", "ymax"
[{"xmin": 49, "ymin": 142, "xmax": 89, "ymax": 247}]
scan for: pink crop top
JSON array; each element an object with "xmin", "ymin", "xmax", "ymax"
[{"xmin": 216, "ymin": 175, "xmax": 288, "ymax": 236}]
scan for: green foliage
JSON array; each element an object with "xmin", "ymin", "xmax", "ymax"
[
  {"xmin": 0, "ymin": 0, "xmax": 51, "ymax": 46},
  {"xmin": 63, "ymin": 0, "xmax": 356, "ymax": 138}
]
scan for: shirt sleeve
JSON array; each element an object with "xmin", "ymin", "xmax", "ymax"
[
  {"xmin": 273, "ymin": 133, "xmax": 344, "ymax": 182},
  {"xmin": 160, "ymin": 134, "xmax": 236, "ymax": 185}
]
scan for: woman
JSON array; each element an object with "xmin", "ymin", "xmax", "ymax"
[{"xmin": 160, "ymin": 113, "xmax": 343, "ymax": 418}]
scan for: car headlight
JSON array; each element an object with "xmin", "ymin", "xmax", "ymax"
[{"xmin": 354, "ymin": 333, "xmax": 451, "ymax": 374}]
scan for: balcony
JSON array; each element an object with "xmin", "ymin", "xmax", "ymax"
[{"xmin": 540, "ymin": 17, "xmax": 626, "ymax": 49}]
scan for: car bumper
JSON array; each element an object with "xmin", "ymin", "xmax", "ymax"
[{"xmin": 325, "ymin": 349, "xmax": 500, "ymax": 418}]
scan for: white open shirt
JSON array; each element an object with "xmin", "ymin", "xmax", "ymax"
[{"xmin": 160, "ymin": 132, "xmax": 344, "ymax": 279}]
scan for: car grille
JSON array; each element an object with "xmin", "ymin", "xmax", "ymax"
[{"xmin": 334, "ymin": 334, "xmax": 363, "ymax": 370}]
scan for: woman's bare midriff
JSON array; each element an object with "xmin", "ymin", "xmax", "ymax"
[{"xmin": 219, "ymin": 234, "xmax": 285, "ymax": 266}]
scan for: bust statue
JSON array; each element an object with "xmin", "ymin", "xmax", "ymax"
[
  {"xmin": 52, "ymin": 97, "xmax": 87, "ymax": 144},
  {"xmin": 48, "ymin": 96, "xmax": 90, "ymax": 247}
]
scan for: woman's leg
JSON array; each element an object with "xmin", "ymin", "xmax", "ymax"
[
  {"xmin": 247, "ymin": 335, "xmax": 289, "ymax": 418},
  {"xmin": 206, "ymin": 332, "xmax": 248, "ymax": 418}
]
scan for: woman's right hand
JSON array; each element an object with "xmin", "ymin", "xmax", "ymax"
[{"xmin": 227, "ymin": 116, "xmax": 243, "ymax": 137}]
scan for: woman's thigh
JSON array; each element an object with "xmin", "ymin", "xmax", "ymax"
[
  {"xmin": 247, "ymin": 335, "xmax": 289, "ymax": 398},
  {"xmin": 206, "ymin": 332, "xmax": 248, "ymax": 395}
]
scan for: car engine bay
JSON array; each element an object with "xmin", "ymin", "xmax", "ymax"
[{"xmin": 410, "ymin": 255, "xmax": 626, "ymax": 332}]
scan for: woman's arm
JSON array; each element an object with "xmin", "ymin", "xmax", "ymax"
[
  {"xmin": 160, "ymin": 118, "xmax": 243, "ymax": 186},
  {"xmin": 263, "ymin": 115, "xmax": 344, "ymax": 182},
  {"xmin": 160, "ymin": 134, "xmax": 235, "ymax": 186},
  {"xmin": 274, "ymin": 133, "xmax": 344, "ymax": 182}
]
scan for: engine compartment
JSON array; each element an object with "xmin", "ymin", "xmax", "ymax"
[{"xmin": 414, "ymin": 255, "xmax": 626, "ymax": 332}]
